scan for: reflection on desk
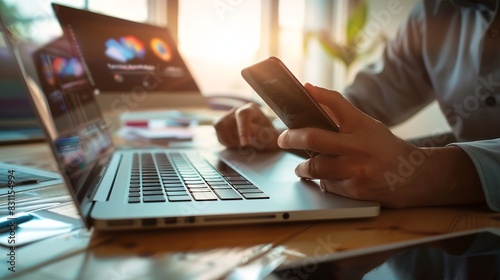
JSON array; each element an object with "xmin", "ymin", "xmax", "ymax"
[{"xmin": 0, "ymin": 162, "xmax": 63, "ymax": 196}]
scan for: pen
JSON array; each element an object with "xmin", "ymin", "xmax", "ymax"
[
  {"xmin": 0, "ymin": 179, "xmax": 39, "ymax": 188},
  {"xmin": 124, "ymin": 119, "xmax": 192, "ymax": 128},
  {"xmin": 0, "ymin": 213, "xmax": 34, "ymax": 233}
]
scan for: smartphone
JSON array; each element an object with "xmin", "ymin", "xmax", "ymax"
[{"xmin": 241, "ymin": 56, "xmax": 339, "ymax": 133}]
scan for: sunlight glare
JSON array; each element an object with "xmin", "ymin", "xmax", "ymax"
[{"xmin": 179, "ymin": 0, "xmax": 261, "ymax": 64}]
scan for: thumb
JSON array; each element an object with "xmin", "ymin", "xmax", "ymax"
[{"xmin": 304, "ymin": 83, "xmax": 367, "ymax": 127}]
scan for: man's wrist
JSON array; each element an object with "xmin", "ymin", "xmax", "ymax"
[{"xmin": 414, "ymin": 146, "xmax": 484, "ymax": 207}]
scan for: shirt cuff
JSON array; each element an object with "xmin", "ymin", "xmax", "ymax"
[{"xmin": 448, "ymin": 140, "xmax": 500, "ymax": 212}]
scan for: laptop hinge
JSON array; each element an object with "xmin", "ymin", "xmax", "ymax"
[{"xmin": 93, "ymin": 153, "xmax": 121, "ymax": 202}]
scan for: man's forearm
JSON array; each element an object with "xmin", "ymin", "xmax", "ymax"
[{"xmin": 408, "ymin": 146, "xmax": 485, "ymax": 208}]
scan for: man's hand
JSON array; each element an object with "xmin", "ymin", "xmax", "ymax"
[
  {"xmin": 277, "ymin": 84, "xmax": 484, "ymax": 208},
  {"xmin": 213, "ymin": 102, "xmax": 280, "ymax": 150}
]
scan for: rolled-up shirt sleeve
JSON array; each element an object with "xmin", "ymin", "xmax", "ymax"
[{"xmin": 449, "ymin": 139, "xmax": 500, "ymax": 212}]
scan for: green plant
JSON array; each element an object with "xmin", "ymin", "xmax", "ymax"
[
  {"xmin": 304, "ymin": 0, "xmax": 387, "ymax": 71},
  {"xmin": 0, "ymin": 0, "xmax": 52, "ymax": 42},
  {"xmin": 0, "ymin": 0, "xmax": 25, "ymax": 37}
]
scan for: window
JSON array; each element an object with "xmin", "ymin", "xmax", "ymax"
[
  {"xmin": 178, "ymin": 0, "xmax": 263, "ymax": 100},
  {"xmin": 177, "ymin": 0, "xmax": 308, "ymax": 101}
]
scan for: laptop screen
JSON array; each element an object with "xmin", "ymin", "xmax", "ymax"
[
  {"xmin": 30, "ymin": 36, "xmax": 114, "ymax": 225},
  {"xmin": 52, "ymin": 4, "xmax": 199, "ymax": 95}
]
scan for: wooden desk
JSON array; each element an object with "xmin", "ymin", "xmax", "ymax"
[{"xmin": 2, "ymin": 137, "xmax": 500, "ymax": 279}]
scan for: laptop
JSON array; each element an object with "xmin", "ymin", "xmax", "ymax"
[
  {"xmin": 0, "ymin": 12, "xmax": 379, "ymax": 231},
  {"xmin": 51, "ymin": 3, "xmax": 207, "ymax": 113}
]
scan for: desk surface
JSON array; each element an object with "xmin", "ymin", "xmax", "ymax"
[{"xmin": 1, "ymin": 130, "xmax": 500, "ymax": 279}]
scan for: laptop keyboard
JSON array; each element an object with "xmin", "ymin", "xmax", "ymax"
[{"xmin": 127, "ymin": 152, "xmax": 269, "ymax": 203}]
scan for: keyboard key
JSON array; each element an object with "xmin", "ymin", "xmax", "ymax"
[
  {"xmin": 165, "ymin": 186, "xmax": 185, "ymax": 191},
  {"xmin": 191, "ymin": 192, "xmax": 218, "ymax": 201},
  {"xmin": 128, "ymin": 197, "xmax": 141, "ymax": 203},
  {"xmin": 230, "ymin": 180, "xmax": 252, "ymax": 185},
  {"xmin": 163, "ymin": 180, "xmax": 181, "ymax": 184},
  {"xmin": 159, "ymin": 168, "xmax": 175, "ymax": 171},
  {"xmin": 213, "ymin": 189, "xmax": 242, "ymax": 200},
  {"xmin": 237, "ymin": 188, "xmax": 263, "ymax": 194},
  {"xmin": 142, "ymin": 186, "xmax": 162, "ymax": 191},
  {"xmin": 143, "ymin": 195, "xmax": 166, "ymax": 203},
  {"xmin": 166, "ymin": 191, "xmax": 188, "ymax": 196},
  {"xmin": 201, "ymin": 173, "xmax": 220, "ymax": 177},
  {"xmin": 142, "ymin": 183, "xmax": 161, "ymax": 187},
  {"xmin": 185, "ymin": 181, "xmax": 208, "ymax": 188},
  {"xmin": 233, "ymin": 184, "xmax": 258, "ymax": 189},
  {"xmin": 185, "ymin": 182, "xmax": 207, "ymax": 187},
  {"xmin": 142, "ymin": 179, "xmax": 161, "ymax": 183},
  {"xmin": 128, "ymin": 192, "xmax": 140, "ymax": 197},
  {"xmin": 209, "ymin": 184, "xmax": 232, "ymax": 189},
  {"xmin": 189, "ymin": 188, "xmax": 211, "ymax": 192},
  {"xmin": 224, "ymin": 176, "xmax": 246, "ymax": 181},
  {"xmin": 205, "ymin": 179, "xmax": 227, "ymax": 185},
  {"xmin": 163, "ymin": 180, "xmax": 182, "ymax": 185},
  {"xmin": 164, "ymin": 187, "xmax": 186, "ymax": 192},
  {"xmin": 242, "ymin": 192, "xmax": 269, "ymax": 199},
  {"xmin": 143, "ymin": 190, "xmax": 164, "ymax": 196},
  {"xmin": 162, "ymin": 177, "xmax": 179, "ymax": 181},
  {"xmin": 168, "ymin": 195, "xmax": 192, "ymax": 202},
  {"xmin": 184, "ymin": 180, "xmax": 204, "ymax": 185},
  {"xmin": 164, "ymin": 183, "xmax": 184, "ymax": 188}
]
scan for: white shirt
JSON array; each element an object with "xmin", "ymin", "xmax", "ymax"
[{"xmin": 345, "ymin": 0, "xmax": 500, "ymax": 211}]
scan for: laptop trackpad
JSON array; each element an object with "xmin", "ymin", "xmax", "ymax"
[{"xmin": 218, "ymin": 150, "xmax": 304, "ymax": 182}]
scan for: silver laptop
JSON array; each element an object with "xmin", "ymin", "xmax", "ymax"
[{"xmin": 1, "ymin": 13, "xmax": 379, "ymax": 231}]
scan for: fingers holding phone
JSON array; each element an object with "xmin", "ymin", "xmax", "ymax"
[{"xmin": 213, "ymin": 102, "xmax": 280, "ymax": 150}]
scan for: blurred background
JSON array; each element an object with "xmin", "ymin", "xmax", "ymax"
[{"xmin": 0, "ymin": 0, "xmax": 451, "ymax": 139}]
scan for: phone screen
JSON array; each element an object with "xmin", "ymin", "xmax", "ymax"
[
  {"xmin": 241, "ymin": 57, "xmax": 339, "ymax": 132},
  {"xmin": 271, "ymin": 231, "xmax": 500, "ymax": 279}
]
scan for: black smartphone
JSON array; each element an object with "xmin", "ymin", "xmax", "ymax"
[
  {"xmin": 241, "ymin": 57, "xmax": 339, "ymax": 157},
  {"xmin": 241, "ymin": 56, "xmax": 339, "ymax": 133}
]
